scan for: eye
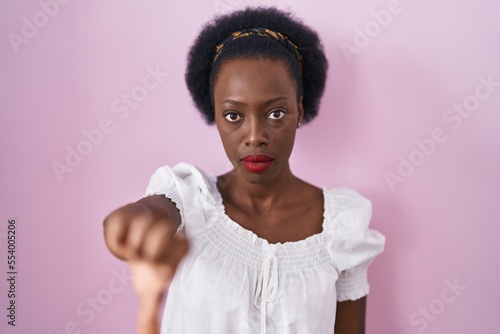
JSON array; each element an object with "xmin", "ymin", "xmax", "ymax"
[
  {"xmin": 224, "ymin": 112, "xmax": 242, "ymax": 122},
  {"xmin": 267, "ymin": 110, "xmax": 286, "ymax": 120}
]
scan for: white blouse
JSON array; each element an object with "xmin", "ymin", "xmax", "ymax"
[{"xmin": 144, "ymin": 162, "xmax": 385, "ymax": 334}]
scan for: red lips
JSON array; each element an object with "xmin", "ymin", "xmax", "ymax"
[{"xmin": 241, "ymin": 154, "xmax": 274, "ymax": 173}]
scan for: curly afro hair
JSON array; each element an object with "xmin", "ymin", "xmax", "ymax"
[{"xmin": 185, "ymin": 7, "xmax": 328, "ymax": 125}]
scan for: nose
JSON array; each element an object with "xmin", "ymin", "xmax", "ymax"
[{"xmin": 244, "ymin": 117, "xmax": 270, "ymax": 147}]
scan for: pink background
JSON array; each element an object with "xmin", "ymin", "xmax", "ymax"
[{"xmin": 1, "ymin": 0, "xmax": 499, "ymax": 333}]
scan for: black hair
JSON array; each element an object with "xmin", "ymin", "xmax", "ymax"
[{"xmin": 185, "ymin": 6, "xmax": 328, "ymax": 125}]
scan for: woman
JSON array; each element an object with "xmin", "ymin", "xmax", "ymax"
[{"xmin": 103, "ymin": 7, "xmax": 385, "ymax": 334}]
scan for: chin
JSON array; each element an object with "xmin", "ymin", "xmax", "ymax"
[{"xmin": 240, "ymin": 163, "xmax": 283, "ymax": 185}]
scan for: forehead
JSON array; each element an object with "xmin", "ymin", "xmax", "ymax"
[{"xmin": 213, "ymin": 58, "xmax": 297, "ymax": 102}]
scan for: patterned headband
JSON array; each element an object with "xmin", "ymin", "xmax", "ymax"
[{"xmin": 212, "ymin": 28, "xmax": 304, "ymax": 70}]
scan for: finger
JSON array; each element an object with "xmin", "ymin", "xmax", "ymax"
[
  {"xmin": 141, "ymin": 222, "xmax": 175, "ymax": 262},
  {"xmin": 103, "ymin": 211, "xmax": 132, "ymax": 257},
  {"xmin": 125, "ymin": 213, "xmax": 155, "ymax": 259},
  {"xmin": 142, "ymin": 226, "xmax": 189, "ymax": 275},
  {"xmin": 104, "ymin": 203, "xmax": 150, "ymax": 256}
]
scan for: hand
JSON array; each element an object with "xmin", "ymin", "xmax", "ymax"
[
  {"xmin": 103, "ymin": 200, "xmax": 189, "ymax": 265},
  {"xmin": 103, "ymin": 199, "xmax": 189, "ymax": 334}
]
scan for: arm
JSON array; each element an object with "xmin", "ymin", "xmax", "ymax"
[
  {"xmin": 334, "ymin": 296, "xmax": 366, "ymax": 334},
  {"xmin": 103, "ymin": 195, "xmax": 188, "ymax": 334}
]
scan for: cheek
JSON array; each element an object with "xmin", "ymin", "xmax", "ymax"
[
  {"xmin": 273, "ymin": 122, "xmax": 296, "ymax": 141},
  {"xmin": 217, "ymin": 126, "xmax": 242, "ymax": 158},
  {"xmin": 277, "ymin": 128, "xmax": 298, "ymax": 156}
]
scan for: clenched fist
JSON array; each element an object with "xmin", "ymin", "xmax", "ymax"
[{"xmin": 103, "ymin": 196, "xmax": 189, "ymax": 334}]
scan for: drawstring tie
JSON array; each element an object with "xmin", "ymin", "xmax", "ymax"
[{"xmin": 254, "ymin": 246, "xmax": 279, "ymax": 334}]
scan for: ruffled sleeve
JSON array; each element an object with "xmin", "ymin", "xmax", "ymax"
[
  {"xmin": 144, "ymin": 162, "xmax": 217, "ymax": 237},
  {"xmin": 325, "ymin": 188, "xmax": 386, "ymax": 302}
]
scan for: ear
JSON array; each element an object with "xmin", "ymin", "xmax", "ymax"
[{"xmin": 297, "ymin": 95, "xmax": 304, "ymax": 128}]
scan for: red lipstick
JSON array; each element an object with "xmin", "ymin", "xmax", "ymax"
[{"xmin": 241, "ymin": 154, "xmax": 274, "ymax": 173}]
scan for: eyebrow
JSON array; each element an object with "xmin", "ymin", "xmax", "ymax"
[{"xmin": 219, "ymin": 96, "xmax": 289, "ymax": 106}]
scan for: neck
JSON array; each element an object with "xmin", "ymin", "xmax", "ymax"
[{"xmin": 218, "ymin": 163, "xmax": 297, "ymax": 214}]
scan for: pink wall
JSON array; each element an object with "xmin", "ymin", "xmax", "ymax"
[{"xmin": 1, "ymin": 0, "xmax": 499, "ymax": 333}]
